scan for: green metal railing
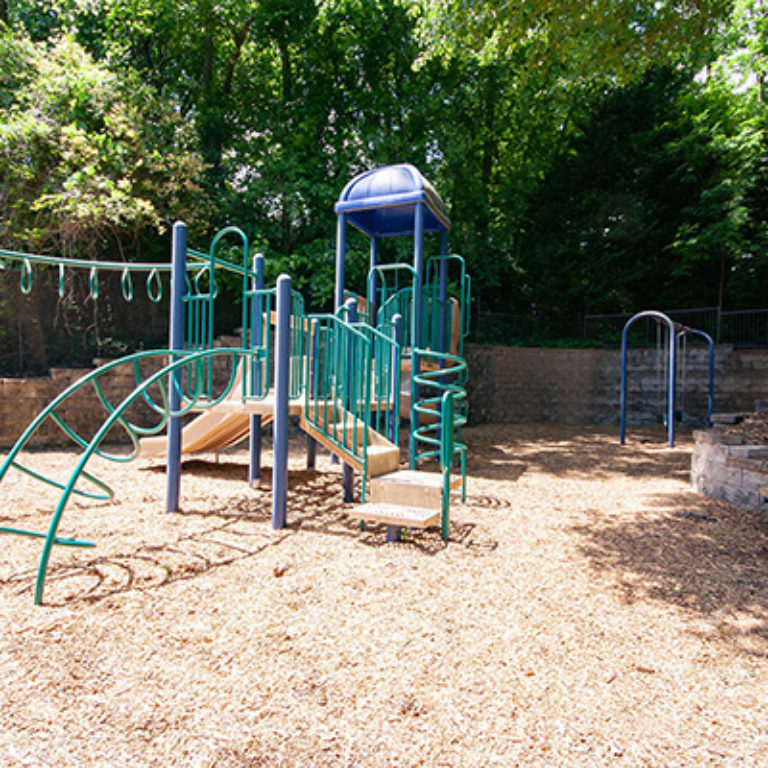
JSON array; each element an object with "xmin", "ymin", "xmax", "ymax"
[
  {"xmin": 372, "ymin": 255, "xmax": 471, "ymax": 357},
  {"xmin": 304, "ymin": 314, "xmax": 371, "ymax": 470},
  {"xmin": 424, "ymin": 253, "xmax": 471, "ymax": 356},
  {"xmin": 439, "ymin": 391, "xmax": 458, "ymax": 540},
  {"xmin": 304, "ymin": 313, "xmax": 400, "ymax": 500},
  {"xmin": 242, "ymin": 286, "xmax": 306, "ymax": 401},
  {"xmin": 358, "ymin": 322, "xmax": 401, "ymax": 445}
]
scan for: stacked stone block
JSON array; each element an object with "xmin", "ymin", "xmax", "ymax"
[{"xmin": 692, "ymin": 430, "xmax": 768, "ymax": 511}]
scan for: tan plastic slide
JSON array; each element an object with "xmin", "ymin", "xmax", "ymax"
[{"xmin": 138, "ymin": 362, "xmax": 273, "ymax": 458}]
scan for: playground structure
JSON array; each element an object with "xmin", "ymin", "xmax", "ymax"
[
  {"xmin": 619, "ymin": 310, "xmax": 714, "ymax": 448},
  {"xmin": 0, "ymin": 164, "xmax": 470, "ymax": 605}
]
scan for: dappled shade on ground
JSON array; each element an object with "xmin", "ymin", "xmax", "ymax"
[{"xmin": 1, "ymin": 425, "xmax": 766, "ymax": 766}]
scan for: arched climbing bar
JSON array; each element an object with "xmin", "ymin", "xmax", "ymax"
[{"xmin": 620, "ymin": 310, "xmax": 677, "ymax": 448}]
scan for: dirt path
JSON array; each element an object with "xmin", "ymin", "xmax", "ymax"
[{"xmin": 1, "ymin": 425, "xmax": 766, "ymax": 766}]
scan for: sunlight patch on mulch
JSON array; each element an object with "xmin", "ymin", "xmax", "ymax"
[{"xmin": 1, "ymin": 425, "xmax": 766, "ymax": 766}]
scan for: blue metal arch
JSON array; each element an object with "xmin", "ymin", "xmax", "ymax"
[
  {"xmin": 620, "ymin": 311, "xmax": 677, "ymax": 448},
  {"xmin": 676, "ymin": 328, "xmax": 715, "ymax": 429},
  {"xmin": 620, "ymin": 311, "xmax": 716, "ymax": 447}
]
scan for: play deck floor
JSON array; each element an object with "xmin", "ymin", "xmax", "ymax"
[{"xmin": 1, "ymin": 425, "xmax": 766, "ymax": 766}]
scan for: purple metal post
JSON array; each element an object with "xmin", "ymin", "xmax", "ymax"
[
  {"xmin": 386, "ymin": 312, "xmax": 403, "ymax": 543},
  {"xmin": 620, "ymin": 310, "xmax": 676, "ymax": 448},
  {"xmin": 249, "ymin": 253, "xmax": 265, "ymax": 487},
  {"xmin": 369, "ymin": 237, "xmax": 379, "ymax": 323},
  {"xmin": 307, "ymin": 318, "xmax": 319, "ymax": 469},
  {"xmin": 165, "ymin": 222, "xmax": 186, "ymax": 512},
  {"xmin": 334, "ymin": 214, "xmax": 346, "ymax": 313},
  {"xmin": 439, "ymin": 231, "xmax": 449, "ymax": 355},
  {"xmin": 409, "ymin": 203, "xmax": 425, "ymax": 468},
  {"xmin": 271, "ymin": 274, "xmax": 291, "ymax": 528}
]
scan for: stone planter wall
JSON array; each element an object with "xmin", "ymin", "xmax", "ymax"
[{"xmin": 692, "ymin": 429, "xmax": 768, "ymax": 511}]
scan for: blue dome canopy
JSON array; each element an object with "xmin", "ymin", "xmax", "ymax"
[{"xmin": 335, "ymin": 164, "xmax": 450, "ymax": 238}]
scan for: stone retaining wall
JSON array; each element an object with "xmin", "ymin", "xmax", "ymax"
[
  {"xmin": 464, "ymin": 344, "xmax": 768, "ymax": 426},
  {"xmin": 0, "ymin": 337, "xmax": 240, "ymax": 449},
  {"xmin": 3, "ymin": 342, "xmax": 768, "ymax": 448},
  {"xmin": 691, "ymin": 429, "xmax": 768, "ymax": 511},
  {"xmin": 0, "ymin": 364, "xmax": 143, "ymax": 449}
]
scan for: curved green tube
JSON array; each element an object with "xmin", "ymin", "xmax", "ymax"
[{"xmin": 32, "ymin": 347, "xmax": 261, "ymax": 604}]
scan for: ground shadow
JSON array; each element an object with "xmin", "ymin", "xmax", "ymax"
[
  {"xmin": 4, "ymin": 463, "xmax": 495, "ymax": 605},
  {"xmin": 464, "ymin": 425, "xmax": 694, "ymax": 481},
  {"xmin": 572, "ymin": 487, "xmax": 768, "ymax": 656}
]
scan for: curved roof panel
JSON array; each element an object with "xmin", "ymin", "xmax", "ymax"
[{"xmin": 335, "ymin": 164, "xmax": 450, "ymax": 238}]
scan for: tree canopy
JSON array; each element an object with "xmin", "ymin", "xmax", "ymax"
[{"xmin": 0, "ymin": 0, "xmax": 767, "ymax": 371}]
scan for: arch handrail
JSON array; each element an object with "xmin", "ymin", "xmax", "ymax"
[
  {"xmin": 676, "ymin": 328, "xmax": 715, "ymax": 429},
  {"xmin": 0, "ymin": 348, "xmax": 263, "ymax": 501},
  {"xmin": 620, "ymin": 310, "xmax": 677, "ymax": 448}
]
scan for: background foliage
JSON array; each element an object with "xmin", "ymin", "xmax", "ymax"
[{"xmin": 1, "ymin": 0, "xmax": 766, "ymax": 372}]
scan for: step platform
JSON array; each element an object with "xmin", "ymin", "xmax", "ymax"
[
  {"xmin": 368, "ymin": 469, "xmax": 462, "ymax": 509},
  {"xmin": 348, "ymin": 502, "xmax": 440, "ymax": 529}
]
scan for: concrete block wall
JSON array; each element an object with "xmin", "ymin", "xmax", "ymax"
[
  {"xmin": 3, "ymin": 342, "xmax": 768, "ymax": 447},
  {"xmin": 464, "ymin": 343, "xmax": 768, "ymax": 426}
]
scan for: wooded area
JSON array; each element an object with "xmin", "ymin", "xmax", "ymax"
[{"xmin": 1, "ymin": 0, "xmax": 766, "ymax": 373}]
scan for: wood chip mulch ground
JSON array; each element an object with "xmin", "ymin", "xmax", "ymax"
[
  {"xmin": 1, "ymin": 425, "xmax": 766, "ymax": 767},
  {"xmin": 726, "ymin": 409, "xmax": 768, "ymax": 445}
]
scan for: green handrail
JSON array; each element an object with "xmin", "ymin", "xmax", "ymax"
[
  {"xmin": 304, "ymin": 312, "xmax": 399, "ymax": 502},
  {"xmin": 440, "ymin": 390, "xmax": 456, "ymax": 541},
  {"xmin": 424, "ymin": 253, "xmax": 471, "ymax": 357}
]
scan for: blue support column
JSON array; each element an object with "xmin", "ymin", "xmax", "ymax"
[
  {"xmin": 409, "ymin": 203, "xmax": 425, "ymax": 468},
  {"xmin": 249, "ymin": 253, "xmax": 265, "ymax": 487},
  {"xmin": 334, "ymin": 214, "xmax": 347, "ymax": 313},
  {"xmin": 706, "ymin": 335, "xmax": 715, "ymax": 428},
  {"xmin": 166, "ymin": 222, "xmax": 186, "ymax": 512},
  {"xmin": 342, "ymin": 298, "xmax": 357, "ymax": 503},
  {"xmin": 271, "ymin": 274, "xmax": 291, "ymax": 529},
  {"xmin": 369, "ymin": 237, "xmax": 379, "ymax": 324}
]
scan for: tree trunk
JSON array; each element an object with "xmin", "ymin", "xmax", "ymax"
[
  {"xmin": 14, "ymin": 287, "xmax": 49, "ymax": 375},
  {"xmin": 280, "ymin": 43, "xmax": 292, "ymax": 105}
]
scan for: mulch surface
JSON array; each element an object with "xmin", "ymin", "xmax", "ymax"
[{"xmin": 1, "ymin": 425, "xmax": 766, "ymax": 766}]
